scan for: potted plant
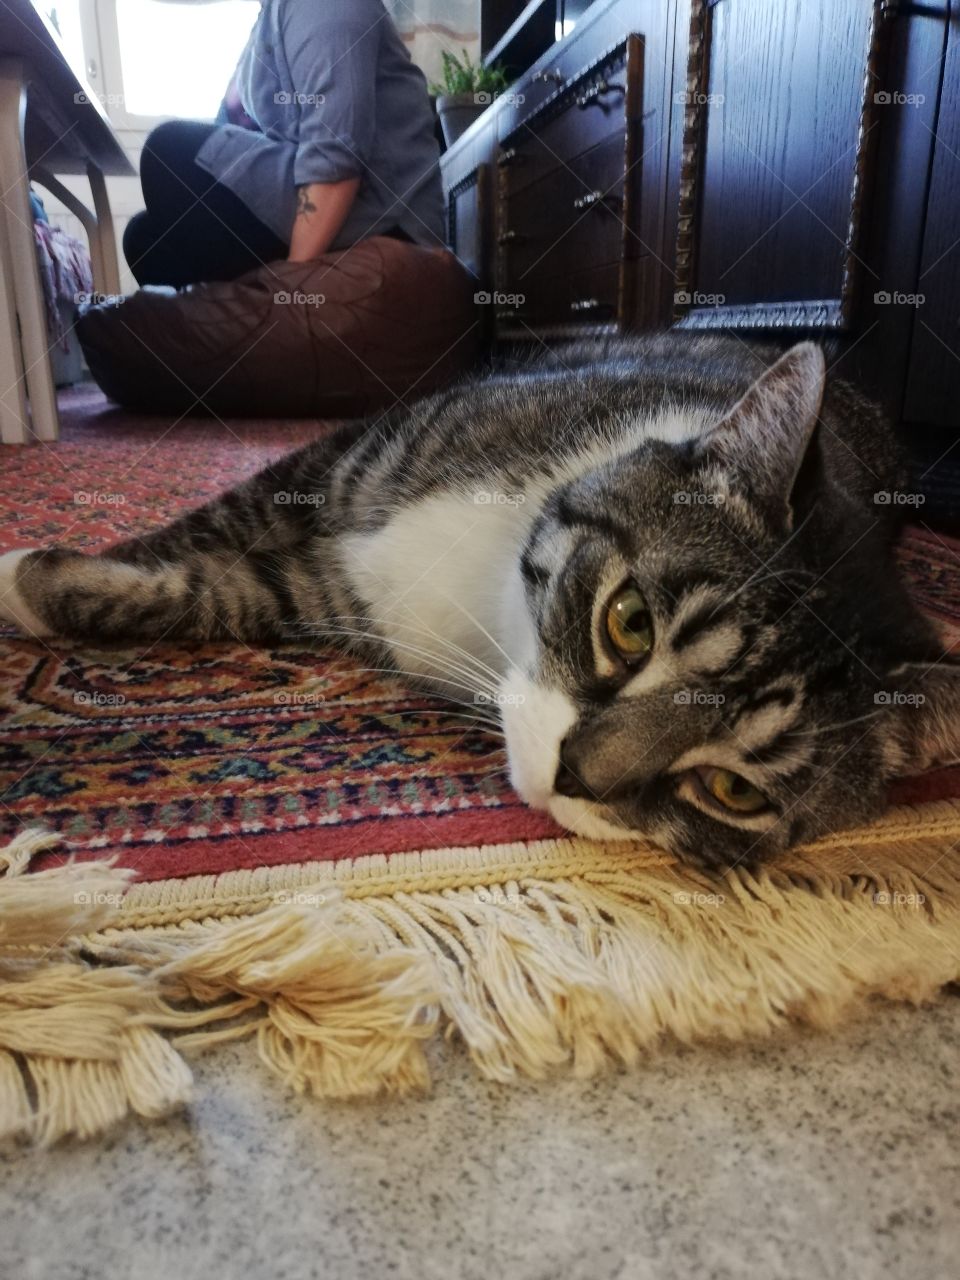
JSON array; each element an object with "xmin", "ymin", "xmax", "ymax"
[{"xmin": 430, "ymin": 49, "xmax": 510, "ymax": 148}]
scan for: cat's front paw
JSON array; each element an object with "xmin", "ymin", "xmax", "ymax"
[{"xmin": 0, "ymin": 549, "xmax": 51, "ymax": 637}]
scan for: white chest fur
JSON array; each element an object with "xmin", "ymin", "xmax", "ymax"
[{"xmin": 341, "ymin": 490, "xmax": 539, "ymax": 695}]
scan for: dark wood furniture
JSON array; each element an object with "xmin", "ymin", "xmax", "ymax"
[{"xmin": 444, "ymin": 0, "xmax": 960, "ymax": 442}]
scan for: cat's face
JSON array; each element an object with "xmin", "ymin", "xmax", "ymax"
[{"xmin": 500, "ymin": 344, "xmax": 960, "ymax": 867}]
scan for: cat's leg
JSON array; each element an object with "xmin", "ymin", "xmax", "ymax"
[
  {"xmin": 0, "ymin": 420, "xmax": 369, "ymax": 644},
  {"xmin": 0, "ymin": 543, "xmax": 309, "ymax": 643}
]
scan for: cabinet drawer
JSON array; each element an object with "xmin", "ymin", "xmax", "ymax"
[
  {"xmin": 495, "ymin": 34, "xmax": 644, "ymax": 338},
  {"xmin": 500, "ymin": 133, "xmax": 635, "ymax": 282},
  {"xmin": 497, "ymin": 260, "xmax": 624, "ymax": 334},
  {"xmin": 498, "ymin": 35, "xmax": 642, "ymax": 198}
]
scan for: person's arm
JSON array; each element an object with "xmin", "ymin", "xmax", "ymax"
[
  {"xmin": 281, "ymin": 1, "xmax": 382, "ymax": 259},
  {"xmin": 288, "ymin": 178, "xmax": 360, "ymax": 262}
]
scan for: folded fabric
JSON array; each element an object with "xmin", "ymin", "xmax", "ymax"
[{"xmin": 77, "ymin": 236, "xmax": 480, "ymax": 418}]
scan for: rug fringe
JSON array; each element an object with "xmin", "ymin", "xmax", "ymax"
[
  {"xmin": 3, "ymin": 824, "xmax": 960, "ymax": 1145},
  {"xmin": 0, "ymin": 828, "xmax": 197, "ymax": 1145}
]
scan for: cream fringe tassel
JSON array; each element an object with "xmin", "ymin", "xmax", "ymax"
[{"xmin": 3, "ymin": 810, "xmax": 960, "ymax": 1145}]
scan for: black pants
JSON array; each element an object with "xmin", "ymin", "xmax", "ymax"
[{"xmin": 123, "ymin": 121, "xmax": 288, "ymax": 288}]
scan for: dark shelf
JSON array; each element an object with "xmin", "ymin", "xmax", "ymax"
[{"xmin": 482, "ymin": 0, "xmax": 557, "ymax": 77}]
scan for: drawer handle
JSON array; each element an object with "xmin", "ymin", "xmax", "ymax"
[
  {"xmin": 576, "ymin": 79, "xmax": 625, "ymax": 109},
  {"xmin": 532, "ymin": 68, "xmax": 565, "ymax": 86},
  {"xmin": 570, "ymin": 298, "xmax": 607, "ymax": 314},
  {"xmin": 498, "ymin": 229, "xmax": 524, "ymax": 245},
  {"xmin": 497, "ymin": 147, "xmax": 523, "ymax": 167},
  {"xmin": 573, "ymin": 190, "xmax": 605, "ymax": 210}
]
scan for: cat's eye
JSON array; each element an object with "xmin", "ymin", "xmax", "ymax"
[
  {"xmin": 694, "ymin": 765, "xmax": 770, "ymax": 815},
  {"xmin": 605, "ymin": 583, "xmax": 653, "ymax": 663}
]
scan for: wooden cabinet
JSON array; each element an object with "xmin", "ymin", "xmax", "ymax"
[
  {"xmin": 442, "ymin": 0, "xmax": 959, "ymax": 433},
  {"xmin": 495, "ymin": 33, "xmax": 644, "ymax": 336},
  {"xmin": 901, "ymin": 2, "xmax": 960, "ymax": 427},
  {"xmin": 672, "ymin": 0, "xmax": 887, "ymax": 331}
]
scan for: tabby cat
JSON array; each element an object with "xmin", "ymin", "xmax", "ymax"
[{"xmin": 2, "ymin": 335, "xmax": 958, "ymax": 865}]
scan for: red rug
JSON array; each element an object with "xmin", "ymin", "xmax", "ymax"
[{"xmin": 1, "ymin": 386, "xmax": 959, "ymax": 881}]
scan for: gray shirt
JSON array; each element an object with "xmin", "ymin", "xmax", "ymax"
[{"xmin": 195, "ymin": 0, "xmax": 444, "ymax": 249}]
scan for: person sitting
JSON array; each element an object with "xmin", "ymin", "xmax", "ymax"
[
  {"xmin": 78, "ymin": 0, "xmax": 478, "ymax": 419},
  {"xmin": 123, "ymin": 0, "xmax": 445, "ymax": 287}
]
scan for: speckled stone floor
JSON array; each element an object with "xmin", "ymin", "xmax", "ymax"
[{"xmin": 2, "ymin": 999, "xmax": 959, "ymax": 1280}]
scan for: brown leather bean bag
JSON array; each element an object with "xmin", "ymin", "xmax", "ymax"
[{"xmin": 77, "ymin": 237, "xmax": 480, "ymax": 417}]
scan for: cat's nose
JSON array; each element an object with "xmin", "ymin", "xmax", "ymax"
[{"xmin": 553, "ymin": 746, "xmax": 592, "ymax": 799}]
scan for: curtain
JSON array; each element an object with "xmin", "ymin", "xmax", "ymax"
[{"xmin": 384, "ymin": 0, "xmax": 480, "ymax": 84}]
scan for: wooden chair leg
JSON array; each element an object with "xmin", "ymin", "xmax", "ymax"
[
  {"xmin": 0, "ymin": 203, "xmax": 28, "ymax": 444},
  {"xmin": 87, "ymin": 160, "xmax": 122, "ymax": 297},
  {"xmin": 0, "ymin": 57, "xmax": 60, "ymax": 442}
]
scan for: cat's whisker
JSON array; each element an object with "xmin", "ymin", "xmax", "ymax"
[
  {"xmin": 371, "ymin": 615, "xmax": 506, "ymax": 687},
  {"xmin": 306, "ymin": 624, "xmax": 502, "ymax": 699},
  {"xmin": 326, "ymin": 664, "xmax": 505, "ymax": 728},
  {"xmin": 340, "ymin": 609, "xmax": 509, "ymax": 687},
  {"xmin": 325, "ymin": 613, "xmax": 506, "ymax": 688},
  {"xmin": 435, "ymin": 591, "xmax": 517, "ymax": 676},
  {"xmin": 787, "ymin": 709, "xmax": 884, "ymax": 739}
]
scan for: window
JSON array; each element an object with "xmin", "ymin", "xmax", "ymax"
[
  {"xmin": 38, "ymin": 2, "xmax": 89, "ymax": 85},
  {"xmin": 96, "ymin": 0, "xmax": 260, "ymax": 127}
]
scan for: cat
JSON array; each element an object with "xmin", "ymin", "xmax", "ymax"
[{"xmin": 2, "ymin": 334, "xmax": 958, "ymax": 866}]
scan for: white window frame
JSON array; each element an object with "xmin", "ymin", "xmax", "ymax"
[{"xmin": 81, "ymin": 0, "xmax": 258, "ymax": 132}]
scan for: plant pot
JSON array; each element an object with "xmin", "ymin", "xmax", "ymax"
[{"xmin": 436, "ymin": 93, "xmax": 486, "ymax": 148}]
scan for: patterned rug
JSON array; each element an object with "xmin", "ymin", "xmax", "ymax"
[
  {"xmin": 0, "ymin": 387, "xmax": 558, "ymax": 878},
  {"xmin": 4, "ymin": 387, "xmax": 960, "ymax": 1145},
  {"xmin": 2, "ymin": 387, "xmax": 959, "ymax": 874}
]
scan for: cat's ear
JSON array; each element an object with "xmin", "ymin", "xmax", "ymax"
[
  {"xmin": 699, "ymin": 342, "xmax": 826, "ymax": 526},
  {"xmin": 882, "ymin": 659, "xmax": 960, "ymax": 774}
]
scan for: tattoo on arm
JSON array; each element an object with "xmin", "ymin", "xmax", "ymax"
[{"xmin": 295, "ymin": 186, "xmax": 317, "ymax": 219}]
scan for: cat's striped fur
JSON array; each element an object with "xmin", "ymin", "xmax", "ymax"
[{"xmin": 3, "ymin": 334, "xmax": 958, "ymax": 866}]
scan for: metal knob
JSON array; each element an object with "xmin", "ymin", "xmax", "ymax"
[{"xmin": 576, "ymin": 79, "xmax": 625, "ymax": 108}]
